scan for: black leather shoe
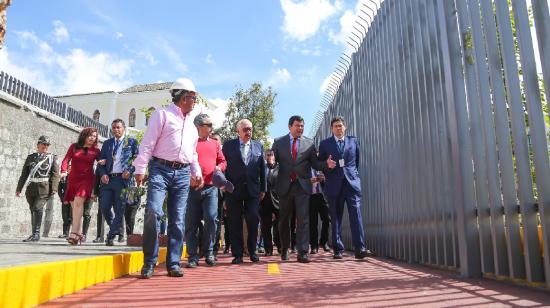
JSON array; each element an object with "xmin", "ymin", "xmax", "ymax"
[
  {"xmin": 187, "ymin": 260, "xmax": 198, "ymax": 268},
  {"xmin": 231, "ymin": 257, "xmax": 243, "ymax": 264},
  {"xmin": 58, "ymin": 233, "xmax": 68, "ymax": 239},
  {"xmin": 281, "ymin": 251, "xmax": 289, "ymax": 261},
  {"xmin": 81, "ymin": 234, "xmax": 87, "ymax": 243},
  {"xmin": 310, "ymin": 248, "xmax": 318, "ymax": 254},
  {"xmin": 106, "ymin": 236, "xmax": 114, "ymax": 246},
  {"xmin": 205, "ymin": 256, "xmax": 216, "ymax": 266},
  {"xmin": 118, "ymin": 235, "xmax": 125, "ymax": 243},
  {"xmin": 93, "ymin": 237, "xmax": 104, "ymax": 243},
  {"xmin": 141, "ymin": 264, "xmax": 154, "ymax": 279},
  {"xmin": 223, "ymin": 248, "xmax": 230, "ymax": 254},
  {"xmin": 297, "ymin": 253, "xmax": 310, "ymax": 263},
  {"xmin": 264, "ymin": 250, "xmax": 273, "ymax": 257},
  {"xmin": 168, "ymin": 267, "xmax": 184, "ymax": 277},
  {"xmin": 333, "ymin": 251, "xmax": 343, "ymax": 259},
  {"xmin": 250, "ymin": 254, "xmax": 260, "ymax": 263},
  {"xmin": 322, "ymin": 243, "xmax": 331, "ymax": 252},
  {"xmin": 355, "ymin": 250, "xmax": 368, "ymax": 259}
]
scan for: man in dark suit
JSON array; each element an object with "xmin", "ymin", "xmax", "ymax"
[
  {"xmin": 318, "ymin": 116, "xmax": 367, "ymax": 259},
  {"xmin": 222, "ymin": 119, "xmax": 266, "ymax": 264},
  {"xmin": 272, "ymin": 115, "xmax": 336, "ymax": 263},
  {"xmin": 97, "ymin": 119, "xmax": 139, "ymax": 246},
  {"xmin": 260, "ymin": 149, "xmax": 280, "ymax": 256}
]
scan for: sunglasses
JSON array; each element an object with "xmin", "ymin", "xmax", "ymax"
[{"xmin": 183, "ymin": 95, "xmax": 197, "ymax": 102}]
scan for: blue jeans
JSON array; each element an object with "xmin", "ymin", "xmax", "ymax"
[
  {"xmin": 99, "ymin": 175, "xmax": 126, "ymax": 238},
  {"xmin": 143, "ymin": 160, "xmax": 191, "ymax": 270},
  {"xmin": 185, "ymin": 186, "xmax": 219, "ymax": 262}
]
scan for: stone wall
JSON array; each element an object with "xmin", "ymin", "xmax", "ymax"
[{"xmin": 0, "ymin": 92, "xmax": 144, "ymax": 240}]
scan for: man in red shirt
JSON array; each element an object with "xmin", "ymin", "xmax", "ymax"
[{"xmin": 185, "ymin": 114, "xmax": 227, "ymax": 267}]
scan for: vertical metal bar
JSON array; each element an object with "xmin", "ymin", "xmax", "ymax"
[
  {"xmin": 479, "ymin": 0, "xmax": 525, "ymax": 280},
  {"xmin": 495, "ymin": 0, "xmax": 543, "ymax": 283},
  {"xmin": 512, "ymin": 0, "xmax": 550, "ymax": 285},
  {"xmin": 437, "ymin": 0, "xmax": 481, "ymax": 278},
  {"xmin": 466, "ymin": 0, "xmax": 509, "ymax": 277},
  {"xmin": 532, "ymin": 0, "xmax": 550, "ymax": 104},
  {"xmin": 455, "ymin": 0, "xmax": 495, "ymax": 274}
]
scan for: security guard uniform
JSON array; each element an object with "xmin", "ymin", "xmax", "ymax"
[{"xmin": 16, "ymin": 136, "xmax": 60, "ymax": 242}]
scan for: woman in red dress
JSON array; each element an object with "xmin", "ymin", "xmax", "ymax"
[{"xmin": 60, "ymin": 128, "xmax": 101, "ymax": 244}]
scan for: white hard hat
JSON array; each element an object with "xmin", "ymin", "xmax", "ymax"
[{"xmin": 170, "ymin": 78, "xmax": 197, "ymax": 93}]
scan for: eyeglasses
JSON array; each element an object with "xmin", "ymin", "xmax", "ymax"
[
  {"xmin": 200, "ymin": 123, "xmax": 212, "ymax": 127},
  {"xmin": 242, "ymin": 127, "xmax": 252, "ymax": 132},
  {"xmin": 183, "ymin": 95, "xmax": 197, "ymax": 102}
]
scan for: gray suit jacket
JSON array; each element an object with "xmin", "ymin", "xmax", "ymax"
[{"xmin": 272, "ymin": 134, "xmax": 327, "ymax": 196}]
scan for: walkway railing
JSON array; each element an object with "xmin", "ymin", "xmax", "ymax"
[
  {"xmin": 0, "ymin": 71, "xmax": 109, "ymax": 137},
  {"xmin": 313, "ymin": 0, "xmax": 550, "ymax": 287}
]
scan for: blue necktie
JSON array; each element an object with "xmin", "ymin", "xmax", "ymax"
[
  {"xmin": 113, "ymin": 139, "xmax": 121, "ymax": 157},
  {"xmin": 337, "ymin": 140, "xmax": 344, "ymax": 156}
]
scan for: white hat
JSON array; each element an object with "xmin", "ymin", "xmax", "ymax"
[{"xmin": 170, "ymin": 78, "xmax": 197, "ymax": 93}]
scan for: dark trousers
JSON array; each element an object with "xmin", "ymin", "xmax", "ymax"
[
  {"xmin": 223, "ymin": 212, "xmax": 230, "ymax": 250},
  {"xmin": 25, "ymin": 193, "xmax": 49, "ymax": 236},
  {"xmin": 309, "ymin": 193, "xmax": 330, "ymax": 248},
  {"xmin": 61, "ymin": 203, "xmax": 72, "ymax": 235},
  {"xmin": 99, "ymin": 176, "xmax": 126, "ymax": 238},
  {"xmin": 213, "ymin": 196, "xmax": 224, "ymax": 253},
  {"xmin": 226, "ymin": 192, "xmax": 259, "ymax": 257},
  {"xmin": 124, "ymin": 205, "xmax": 138, "ymax": 235},
  {"xmin": 260, "ymin": 200, "xmax": 279, "ymax": 253},
  {"xmin": 82, "ymin": 198, "xmax": 93, "ymax": 236},
  {"xmin": 96, "ymin": 207, "xmax": 105, "ymax": 239},
  {"xmin": 278, "ymin": 181, "xmax": 310, "ymax": 254},
  {"xmin": 327, "ymin": 179, "xmax": 366, "ymax": 253}
]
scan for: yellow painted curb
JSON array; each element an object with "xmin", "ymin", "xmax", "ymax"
[
  {"xmin": 0, "ymin": 247, "xmax": 170, "ymax": 308},
  {"xmin": 267, "ymin": 263, "xmax": 280, "ymax": 275}
]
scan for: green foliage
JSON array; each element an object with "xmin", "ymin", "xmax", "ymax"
[{"xmin": 214, "ymin": 83, "xmax": 276, "ymax": 149}]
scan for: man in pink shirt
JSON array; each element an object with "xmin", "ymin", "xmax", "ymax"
[
  {"xmin": 185, "ymin": 113, "xmax": 227, "ymax": 268},
  {"xmin": 133, "ymin": 78, "xmax": 203, "ymax": 279}
]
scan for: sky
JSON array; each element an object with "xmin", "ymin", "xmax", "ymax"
[{"xmin": 0, "ymin": 0, "xmax": 377, "ymax": 138}]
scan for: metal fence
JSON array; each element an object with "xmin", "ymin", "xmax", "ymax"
[
  {"xmin": 0, "ymin": 71, "xmax": 109, "ymax": 137},
  {"xmin": 313, "ymin": 0, "xmax": 550, "ymax": 286}
]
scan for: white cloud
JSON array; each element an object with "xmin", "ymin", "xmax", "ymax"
[
  {"xmin": 114, "ymin": 32, "xmax": 124, "ymax": 40},
  {"xmin": 137, "ymin": 50, "xmax": 157, "ymax": 65},
  {"xmin": 158, "ymin": 38, "xmax": 187, "ymax": 73},
  {"xmin": 52, "ymin": 20, "xmax": 69, "ymax": 43},
  {"xmin": 280, "ymin": 0, "xmax": 342, "ymax": 41},
  {"xmin": 14, "ymin": 31, "xmax": 56, "ymax": 66},
  {"xmin": 268, "ymin": 68, "xmax": 292, "ymax": 86},
  {"xmin": 3, "ymin": 31, "xmax": 134, "ymax": 95},
  {"xmin": 272, "ymin": 58, "xmax": 279, "ymax": 65},
  {"xmin": 319, "ymin": 74, "xmax": 332, "ymax": 94},
  {"xmin": 329, "ymin": 9, "xmax": 355, "ymax": 45},
  {"xmin": 203, "ymin": 98, "xmax": 229, "ymax": 129},
  {"xmin": 205, "ymin": 53, "xmax": 214, "ymax": 64},
  {"xmin": 57, "ymin": 49, "xmax": 133, "ymax": 94}
]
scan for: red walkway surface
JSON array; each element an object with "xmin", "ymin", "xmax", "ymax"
[{"xmin": 42, "ymin": 251, "xmax": 550, "ymax": 307}]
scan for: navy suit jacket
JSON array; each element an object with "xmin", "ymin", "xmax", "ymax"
[
  {"xmin": 222, "ymin": 138, "xmax": 266, "ymax": 200},
  {"xmin": 318, "ymin": 135, "xmax": 361, "ymax": 198},
  {"xmin": 97, "ymin": 136, "xmax": 139, "ymax": 181}
]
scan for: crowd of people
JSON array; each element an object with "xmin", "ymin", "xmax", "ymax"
[{"xmin": 15, "ymin": 77, "xmax": 369, "ymax": 279}]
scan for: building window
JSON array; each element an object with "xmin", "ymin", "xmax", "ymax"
[
  {"xmin": 129, "ymin": 108, "xmax": 136, "ymax": 127},
  {"xmin": 145, "ymin": 107, "xmax": 156, "ymax": 126},
  {"xmin": 93, "ymin": 110, "xmax": 100, "ymax": 121}
]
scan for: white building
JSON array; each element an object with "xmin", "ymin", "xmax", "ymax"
[{"xmin": 55, "ymin": 82, "xmax": 227, "ymax": 132}]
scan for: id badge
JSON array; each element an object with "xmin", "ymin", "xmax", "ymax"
[{"xmin": 339, "ymin": 159, "xmax": 345, "ymax": 167}]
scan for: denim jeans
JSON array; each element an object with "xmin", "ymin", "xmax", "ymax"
[
  {"xmin": 143, "ymin": 160, "xmax": 191, "ymax": 270},
  {"xmin": 99, "ymin": 175, "xmax": 126, "ymax": 238},
  {"xmin": 185, "ymin": 185, "xmax": 219, "ymax": 262}
]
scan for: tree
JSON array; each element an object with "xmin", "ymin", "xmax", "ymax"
[{"xmin": 215, "ymin": 83, "xmax": 276, "ymax": 149}]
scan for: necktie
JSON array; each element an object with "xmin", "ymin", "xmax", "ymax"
[
  {"xmin": 337, "ymin": 140, "xmax": 344, "ymax": 156},
  {"xmin": 291, "ymin": 138, "xmax": 297, "ymax": 182},
  {"xmin": 113, "ymin": 139, "xmax": 121, "ymax": 157},
  {"xmin": 241, "ymin": 143, "xmax": 249, "ymax": 165}
]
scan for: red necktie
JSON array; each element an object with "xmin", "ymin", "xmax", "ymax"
[{"xmin": 291, "ymin": 138, "xmax": 297, "ymax": 181}]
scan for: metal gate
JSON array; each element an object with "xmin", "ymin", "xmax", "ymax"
[{"xmin": 313, "ymin": 0, "xmax": 550, "ymax": 286}]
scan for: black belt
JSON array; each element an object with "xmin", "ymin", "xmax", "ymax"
[
  {"xmin": 109, "ymin": 173, "xmax": 123, "ymax": 177},
  {"xmin": 153, "ymin": 157, "xmax": 190, "ymax": 169}
]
